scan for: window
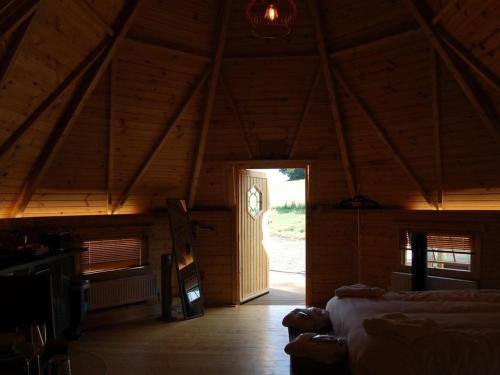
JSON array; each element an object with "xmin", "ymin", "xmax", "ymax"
[
  {"xmin": 247, "ymin": 185, "xmax": 262, "ymax": 218},
  {"xmin": 81, "ymin": 236, "xmax": 147, "ymax": 274},
  {"xmin": 401, "ymin": 231, "xmax": 473, "ymax": 272}
]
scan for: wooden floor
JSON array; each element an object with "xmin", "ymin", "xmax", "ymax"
[
  {"xmin": 245, "ymin": 271, "xmax": 305, "ymax": 305},
  {"xmin": 71, "ymin": 305, "xmax": 301, "ymax": 375}
]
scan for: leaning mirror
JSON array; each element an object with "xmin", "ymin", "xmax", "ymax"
[{"xmin": 166, "ymin": 199, "xmax": 204, "ymax": 319}]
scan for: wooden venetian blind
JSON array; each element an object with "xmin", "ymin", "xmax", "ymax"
[
  {"xmin": 401, "ymin": 231, "xmax": 473, "ymax": 272},
  {"xmin": 81, "ymin": 237, "xmax": 146, "ymax": 274}
]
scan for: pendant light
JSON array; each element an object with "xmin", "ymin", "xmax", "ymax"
[{"xmin": 246, "ymin": 0, "xmax": 297, "ymax": 39}]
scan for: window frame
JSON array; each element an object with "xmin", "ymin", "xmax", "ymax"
[
  {"xmin": 397, "ymin": 225, "xmax": 481, "ymax": 280},
  {"xmin": 76, "ymin": 227, "xmax": 150, "ymax": 277}
]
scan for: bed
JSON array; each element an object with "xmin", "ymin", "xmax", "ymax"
[{"xmin": 326, "ymin": 289, "xmax": 500, "ymax": 375}]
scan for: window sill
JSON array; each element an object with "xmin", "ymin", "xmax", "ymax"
[
  {"xmin": 400, "ymin": 266, "xmax": 477, "ymax": 281},
  {"xmin": 75, "ymin": 265, "xmax": 151, "ymax": 282}
]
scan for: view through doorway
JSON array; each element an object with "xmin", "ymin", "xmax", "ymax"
[{"xmin": 241, "ymin": 168, "xmax": 305, "ymax": 305}]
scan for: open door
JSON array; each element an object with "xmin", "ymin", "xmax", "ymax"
[{"xmin": 239, "ymin": 170, "xmax": 270, "ymax": 302}]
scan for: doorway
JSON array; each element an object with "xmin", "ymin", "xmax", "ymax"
[{"xmin": 238, "ymin": 168, "xmax": 306, "ymax": 305}]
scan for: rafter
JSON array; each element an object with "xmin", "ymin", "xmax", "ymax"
[
  {"xmin": 330, "ymin": 64, "xmax": 436, "ymax": 208},
  {"xmin": 11, "ymin": 0, "xmax": 143, "ymax": 217},
  {"xmin": 0, "ymin": 0, "xmax": 39, "ymax": 40},
  {"xmin": 0, "ymin": 13, "xmax": 35, "ymax": 89},
  {"xmin": 107, "ymin": 61, "xmax": 116, "ymax": 214},
  {"xmin": 187, "ymin": 0, "xmax": 233, "ymax": 209},
  {"xmin": 219, "ymin": 74, "xmax": 253, "ymax": 159},
  {"xmin": 431, "ymin": 49, "xmax": 443, "ymax": 210},
  {"xmin": 224, "ymin": 53, "xmax": 318, "ymax": 62},
  {"xmin": 438, "ymin": 30, "xmax": 500, "ymax": 95},
  {"xmin": 74, "ymin": 0, "xmax": 115, "ymax": 36},
  {"xmin": 330, "ymin": 28, "xmax": 421, "ymax": 59},
  {"xmin": 289, "ymin": 63, "xmax": 321, "ymax": 158},
  {"xmin": 306, "ymin": 0, "xmax": 356, "ymax": 197},
  {"xmin": 404, "ymin": 0, "xmax": 500, "ymax": 147},
  {"xmin": 114, "ymin": 68, "xmax": 210, "ymax": 212},
  {"xmin": 125, "ymin": 37, "xmax": 211, "ymax": 63},
  {"xmin": 0, "ymin": 38, "xmax": 109, "ymax": 160}
]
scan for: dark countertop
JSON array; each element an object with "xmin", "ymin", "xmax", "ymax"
[{"xmin": 0, "ymin": 250, "xmax": 77, "ymax": 275}]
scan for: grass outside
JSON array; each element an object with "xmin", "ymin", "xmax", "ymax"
[{"xmin": 268, "ymin": 206, "xmax": 305, "ymax": 240}]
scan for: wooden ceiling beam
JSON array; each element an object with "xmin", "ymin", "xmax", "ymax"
[
  {"xmin": 306, "ymin": 0, "xmax": 356, "ymax": 197},
  {"xmin": 331, "ymin": 64, "xmax": 436, "ymax": 208},
  {"xmin": 187, "ymin": 0, "xmax": 233, "ymax": 209},
  {"xmin": 289, "ymin": 63, "xmax": 322, "ymax": 158},
  {"xmin": 431, "ymin": 49, "xmax": 443, "ymax": 210},
  {"xmin": 219, "ymin": 74, "xmax": 253, "ymax": 159},
  {"xmin": 223, "ymin": 28, "xmax": 421, "ymax": 63},
  {"xmin": 438, "ymin": 30, "xmax": 500, "ymax": 95},
  {"xmin": 124, "ymin": 37, "xmax": 212, "ymax": 63},
  {"xmin": 405, "ymin": 0, "xmax": 500, "ymax": 147},
  {"xmin": 0, "ymin": 14, "xmax": 35, "ymax": 89},
  {"xmin": 73, "ymin": 0, "xmax": 115, "ymax": 36},
  {"xmin": 11, "ymin": 0, "xmax": 143, "ymax": 217},
  {"xmin": 224, "ymin": 53, "xmax": 318, "ymax": 62},
  {"xmin": 107, "ymin": 62, "xmax": 116, "ymax": 214},
  {"xmin": 330, "ymin": 28, "xmax": 421, "ymax": 59},
  {"xmin": 0, "ymin": 0, "xmax": 39, "ymax": 40},
  {"xmin": 0, "ymin": 38, "xmax": 109, "ymax": 160},
  {"xmin": 114, "ymin": 68, "xmax": 210, "ymax": 212}
]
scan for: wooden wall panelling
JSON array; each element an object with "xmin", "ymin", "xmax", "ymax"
[
  {"xmin": 84, "ymin": 0, "xmax": 128, "ymax": 26},
  {"xmin": 438, "ymin": 30, "xmax": 500, "ymax": 95},
  {"xmin": 191, "ymin": 210, "xmax": 235, "ymax": 305},
  {"xmin": 128, "ymin": 0, "xmax": 219, "ymax": 57},
  {"xmin": 25, "ymin": 72, "xmax": 110, "ymax": 217},
  {"xmin": 434, "ymin": 0, "xmax": 499, "ymax": 78},
  {"xmin": 220, "ymin": 58, "xmax": 317, "ymax": 160},
  {"xmin": 107, "ymin": 63, "xmax": 115, "ymax": 213},
  {"xmin": 0, "ymin": 0, "xmax": 124, "ymax": 217},
  {"xmin": 289, "ymin": 63, "xmax": 322, "ymax": 158},
  {"xmin": 111, "ymin": 37, "xmax": 209, "ymax": 207},
  {"xmin": 0, "ymin": 0, "xmax": 39, "ymax": 40},
  {"xmin": 188, "ymin": 0, "xmax": 232, "ymax": 209},
  {"xmin": 331, "ymin": 64, "xmax": 436, "ymax": 208},
  {"xmin": 114, "ymin": 68, "xmax": 209, "ymax": 212},
  {"xmin": 0, "ymin": 38, "xmax": 108, "ymax": 160},
  {"xmin": 72, "ymin": 0, "xmax": 115, "ymax": 36},
  {"xmin": 439, "ymin": 65, "xmax": 500, "ymax": 210},
  {"xmin": 405, "ymin": 0, "xmax": 500, "ymax": 147},
  {"xmin": 319, "ymin": 0, "xmax": 419, "ymax": 53},
  {"xmin": 0, "ymin": 13, "xmax": 35, "ymax": 90},
  {"xmin": 431, "ymin": 49, "xmax": 444, "ymax": 209},
  {"xmin": 203, "ymin": 80, "xmax": 255, "ymax": 162},
  {"xmin": 218, "ymin": 74, "xmax": 253, "ymax": 159},
  {"xmin": 11, "ymin": 0, "xmax": 143, "ymax": 217},
  {"xmin": 308, "ymin": 209, "xmax": 500, "ymax": 306},
  {"xmin": 307, "ymin": 0, "xmax": 356, "ymax": 197}
]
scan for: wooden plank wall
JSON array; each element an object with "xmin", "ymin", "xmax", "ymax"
[
  {"xmin": 0, "ymin": 213, "xmax": 170, "ymax": 294},
  {"xmin": 191, "ymin": 210, "xmax": 235, "ymax": 306},
  {"xmin": 308, "ymin": 209, "xmax": 500, "ymax": 306}
]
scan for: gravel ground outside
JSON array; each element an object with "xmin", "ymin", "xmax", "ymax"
[{"xmin": 265, "ymin": 234, "xmax": 305, "ymax": 274}]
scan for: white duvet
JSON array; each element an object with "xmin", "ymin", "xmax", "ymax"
[{"xmin": 326, "ymin": 289, "xmax": 500, "ymax": 375}]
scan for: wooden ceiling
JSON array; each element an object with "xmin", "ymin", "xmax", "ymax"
[{"xmin": 0, "ymin": 0, "xmax": 498, "ymax": 217}]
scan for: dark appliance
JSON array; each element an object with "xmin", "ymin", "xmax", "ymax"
[
  {"xmin": 45, "ymin": 233, "xmax": 74, "ymax": 254},
  {"xmin": 68, "ymin": 279, "xmax": 90, "ymax": 338}
]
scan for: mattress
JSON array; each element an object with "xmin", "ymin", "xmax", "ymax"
[{"xmin": 326, "ymin": 289, "xmax": 500, "ymax": 375}]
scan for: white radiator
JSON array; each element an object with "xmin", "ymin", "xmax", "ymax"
[
  {"xmin": 390, "ymin": 272, "xmax": 477, "ymax": 291},
  {"xmin": 89, "ymin": 273, "xmax": 157, "ymax": 311}
]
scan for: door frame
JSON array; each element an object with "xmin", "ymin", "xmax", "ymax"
[{"xmin": 230, "ymin": 160, "xmax": 312, "ymax": 305}]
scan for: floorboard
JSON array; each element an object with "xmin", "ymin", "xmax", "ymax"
[{"xmin": 71, "ymin": 305, "xmax": 302, "ymax": 375}]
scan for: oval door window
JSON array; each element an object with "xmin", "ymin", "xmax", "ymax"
[{"xmin": 247, "ymin": 186, "xmax": 262, "ymax": 218}]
